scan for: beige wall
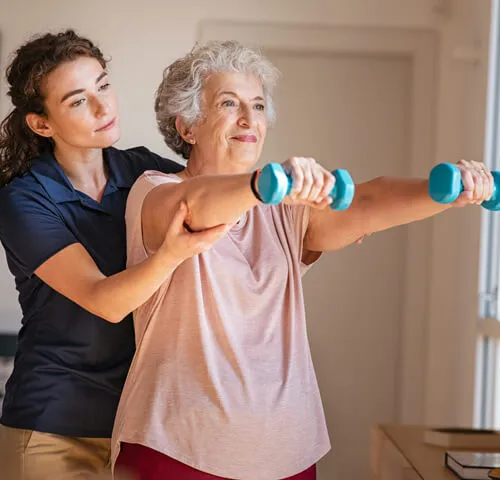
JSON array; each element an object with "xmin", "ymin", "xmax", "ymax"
[
  {"xmin": 0, "ymin": 0, "xmax": 440, "ymax": 329},
  {"xmin": 0, "ymin": 0, "xmax": 493, "ymax": 429}
]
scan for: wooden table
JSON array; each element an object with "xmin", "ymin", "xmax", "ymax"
[{"xmin": 370, "ymin": 424, "xmax": 500, "ymax": 480}]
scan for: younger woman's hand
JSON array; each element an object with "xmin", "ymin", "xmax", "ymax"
[{"xmin": 157, "ymin": 202, "xmax": 231, "ymax": 265}]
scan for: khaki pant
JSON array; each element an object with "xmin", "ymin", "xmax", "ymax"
[{"xmin": 0, "ymin": 424, "xmax": 111, "ymax": 480}]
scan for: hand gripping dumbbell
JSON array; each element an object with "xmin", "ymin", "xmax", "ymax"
[
  {"xmin": 256, "ymin": 163, "xmax": 355, "ymax": 210},
  {"xmin": 428, "ymin": 163, "xmax": 500, "ymax": 210}
]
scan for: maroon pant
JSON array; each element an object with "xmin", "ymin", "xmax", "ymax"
[{"xmin": 116, "ymin": 443, "xmax": 316, "ymax": 480}]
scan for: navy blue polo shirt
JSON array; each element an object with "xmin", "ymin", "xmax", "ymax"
[{"xmin": 0, "ymin": 146, "xmax": 183, "ymax": 437}]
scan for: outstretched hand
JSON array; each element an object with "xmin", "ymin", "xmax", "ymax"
[
  {"xmin": 281, "ymin": 156, "xmax": 336, "ymax": 209},
  {"xmin": 452, "ymin": 159, "xmax": 494, "ymax": 207}
]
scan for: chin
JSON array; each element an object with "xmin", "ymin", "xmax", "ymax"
[{"xmin": 95, "ymin": 127, "xmax": 121, "ymax": 148}]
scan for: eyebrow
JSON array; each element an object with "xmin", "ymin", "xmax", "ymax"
[
  {"xmin": 60, "ymin": 71, "xmax": 108, "ymax": 103},
  {"xmin": 217, "ymin": 91, "xmax": 265, "ymax": 102}
]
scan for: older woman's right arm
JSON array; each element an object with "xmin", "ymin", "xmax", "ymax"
[
  {"xmin": 142, "ymin": 173, "xmax": 261, "ymax": 251},
  {"xmin": 143, "ymin": 158, "xmax": 338, "ymax": 251}
]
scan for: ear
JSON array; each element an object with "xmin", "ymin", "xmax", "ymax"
[
  {"xmin": 175, "ymin": 116, "xmax": 195, "ymax": 145},
  {"xmin": 25, "ymin": 113, "xmax": 54, "ymax": 138}
]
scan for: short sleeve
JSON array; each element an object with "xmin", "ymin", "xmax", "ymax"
[
  {"xmin": 125, "ymin": 171, "xmax": 181, "ymax": 267},
  {"xmin": 0, "ymin": 187, "xmax": 78, "ymax": 277},
  {"xmin": 281, "ymin": 204, "xmax": 321, "ymax": 274}
]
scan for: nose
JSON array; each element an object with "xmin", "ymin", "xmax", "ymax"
[
  {"xmin": 94, "ymin": 97, "xmax": 109, "ymax": 118},
  {"xmin": 237, "ymin": 104, "xmax": 258, "ymax": 129}
]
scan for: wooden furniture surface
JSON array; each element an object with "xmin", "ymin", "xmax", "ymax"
[{"xmin": 371, "ymin": 424, "xmax": 500, "ymax": 480}]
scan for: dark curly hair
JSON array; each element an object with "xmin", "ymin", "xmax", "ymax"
[{"xmin": 0, "ymin": 30, "xmax": 107, "ymax": 186}]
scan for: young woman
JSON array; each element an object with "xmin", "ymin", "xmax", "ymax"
[{"xmin": 0, "ymin": 30, "xmax": 228, "ymax": 480}]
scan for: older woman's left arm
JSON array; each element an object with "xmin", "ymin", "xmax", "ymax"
[
  {"xmin": 303, "ymin": 177, "xmax": 446, "ymax": 252},
  {"xmin": 303, "ymin": 164, "xmax": 492, "ymax": 253}
]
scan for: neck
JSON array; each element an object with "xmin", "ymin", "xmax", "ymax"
[
  {"xmin": 181, "ymin": 150, "xmax": 253, "ymax": 179},
  {"xmin": 53, "ymin": 144, "xmax": 108, "ymax": 200}
]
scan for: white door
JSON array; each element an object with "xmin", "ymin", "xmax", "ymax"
[{"xmin": 260, "ymin": 51, "xmax": 412, "ymax": 480}]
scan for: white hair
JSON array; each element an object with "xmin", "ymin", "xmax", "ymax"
[{"xmin": 154, "ymin": 40, "xmax": 280, "ymax": 159}]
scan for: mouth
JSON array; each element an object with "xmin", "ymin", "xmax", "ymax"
[
  {"xmin": 231, "ymin": 134, "xmax": 257, "ymax": 143},
  {"xmin": 95, "ymin": 118, "xmax": 117, "ymax": 132}
]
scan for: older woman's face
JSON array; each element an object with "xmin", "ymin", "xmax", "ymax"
[{"xmin": 190, "ymin": 72, "xmax": 267, "ymax": 172}]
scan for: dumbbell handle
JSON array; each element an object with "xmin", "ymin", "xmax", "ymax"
[
  {"xmin": 428, "ymin": 163, "xmax": 500, "ymax": 211},
  {"xmin": 256, "ymin": 163, "xmax": 355, "ymax": 210}
]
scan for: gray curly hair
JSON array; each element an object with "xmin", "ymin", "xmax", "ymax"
[{"xmin": 154, "ymin": 40, "xmax": 280, "ymax": 160}]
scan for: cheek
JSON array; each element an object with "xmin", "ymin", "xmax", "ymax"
[
  {"xmin": 52, "ymin": 113, "xmax": 83, "ymax": 135},
  {"xmin": 109, "ymin": 91, "xmax": 119, "ymax": 112},
  {"xmin": 259, "ymin": 122, "xmax": 268, "ymax": 142},
  {"xmin": 208, "ymin": 119, "xmax": 231, "ymax": 142}
]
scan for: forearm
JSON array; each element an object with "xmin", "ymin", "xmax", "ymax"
[
  {"xmin": 356, "ymin": 176, "xmax": 449, "ymax": 232},
  {"xmin": 88, "ymin": 251, "xmax": 180, "ymax": 323},
  {"xmin": 306, "ymin": 176, "xmax": 449, "ymax": 252}
]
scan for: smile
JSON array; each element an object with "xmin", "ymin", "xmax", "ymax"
[
  {"xmin": 231, "ymin": 135, "xmax": 257, "ymax": 143},
  {"xmin": 95, "ymin": 118, "xmax": 116, "ymax": 132}
]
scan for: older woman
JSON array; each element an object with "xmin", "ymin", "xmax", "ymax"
[{"xmin": 111, "ymin": 41, "xmax": 492, "ymax": 480}]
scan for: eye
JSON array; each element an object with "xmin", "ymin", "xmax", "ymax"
[
  {"xmin": 70, "ymin": 98, "xmax": 85, "ymax": 108},
  {"xmin": 222, "ymin": 99, "xmax": 236, "ymax": 107},
  {"xmin": 255, "ymin": 103, "xmax": 265, "ymax": 111},
  {"xmin": 99, "ymin": 82, "xmax": 111, "ymax": 91}
]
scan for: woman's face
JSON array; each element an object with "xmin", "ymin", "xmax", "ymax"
[
  {"xmin": 29, "ymin": 56, "xmax": 121, "ymax": 150},
  {"xmin": 189, "ymin": 71, "xmax": 268, "ymax": 173}
]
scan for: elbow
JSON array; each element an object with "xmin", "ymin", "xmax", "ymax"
[
  {"xmin": 86, "ymin": 306, "xmax": 127, "ymax": 324},
  {"xmin": 94, "ymin": 302, "xmax": 131, "ymax": 323},
  {"xmin": 85, "ymin": 288, "xmax": 130, "ymax": 323},
  {"xmin": 87, "ymin": 282, "xmax": 130, "ymax": 323}
]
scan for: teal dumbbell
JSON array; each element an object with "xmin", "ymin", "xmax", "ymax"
[
  {"xmin": 428, "ymin": 163, "xmax": 500, "ymax": 211},
  {"xmin": 257, "ymin": 163, "xmax": 355, "ymax": 210}
]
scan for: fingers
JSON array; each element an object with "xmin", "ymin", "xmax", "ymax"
[
  {"xmin": 160, "ymin": 202, "xmax": 230, "ymax": 262},
  {"xmin": 319, "ymin": 169, "xmax": 336, "ymax": 203},
  {"xmin": 470, "ymin": 160, "xmax": 484, "ymax": 203},
  {"xmin": 284, "ymin": 157, "xmax": 304, "ymax": 199},
  {"xmin": 471, "ymin": 159, "xmax": 494, "ymax": 202},
  {"xmin": 166, "ymin": 200, "xmax": 189, "ymax": 232},
  {"xmin": 455, "ymin": 159, "xmax": 493, "ymax": 206},
  {"xmin": 185, "ymin": 223, "xmax": 231, "ymax": 253},
  {"xmin": 282, "ymin": 157, "xmax": 335, "ymax": 208},
  {"xmin": 457, "ymin": 159, "xmax": 475, "ymax": 202}
]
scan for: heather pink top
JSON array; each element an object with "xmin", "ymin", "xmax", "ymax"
[{"xmin": 111, "ymin": 171, "xmax": 330, "ymax": 479}]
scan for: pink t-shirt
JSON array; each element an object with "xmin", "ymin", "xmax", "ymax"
[{"xmin": 111, "ymin": 172, "xmax": 330, "ymax": 479}]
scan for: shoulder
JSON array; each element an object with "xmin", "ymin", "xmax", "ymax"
[
  {"xmin": 128, "ymin": 170, "xmax": 181, "ymax": 206},
  {"xmin": 0, "ymin": 171, "xmax": 53, "ymax": 214},
  {"xmin": 109, "ymin": 146, "xmax": 184, "ymax": 181}
]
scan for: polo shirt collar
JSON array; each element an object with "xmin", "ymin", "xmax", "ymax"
[
  {"xmin": 30, "ymin": 149, "xmax": 79, "ymax": 203},
  {"xmin": 105, "ymin": 147, "xmax": 134, "ymax": 189},
  {"xmin": 30, "ymin": 147, "xmax": 131, "ymax": 204}
]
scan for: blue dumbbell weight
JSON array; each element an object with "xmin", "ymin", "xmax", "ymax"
[
  {"xmin": 428, "ymin": 163, "xmax": 500, "ymax": 211},
  {"xmin": 257, "ymin": 163, "xmax": 355, "ymax": 210}
]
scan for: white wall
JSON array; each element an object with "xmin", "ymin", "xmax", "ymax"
[{"xmin": 0, "ymin": 0, "xmax": 492, "ymax": 431}]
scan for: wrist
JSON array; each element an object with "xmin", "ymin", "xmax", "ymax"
[
  {"xmin": 153, "ymin": 246, "xmax": 184, "ymax": 272},
  {"xmin": 250, "ymin": 169, "xmax": 263, "ymax": 202}
]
